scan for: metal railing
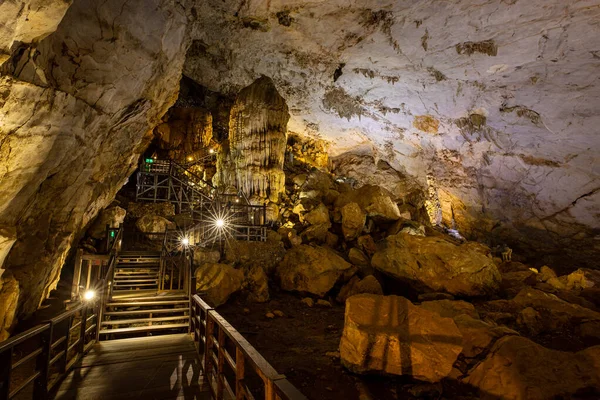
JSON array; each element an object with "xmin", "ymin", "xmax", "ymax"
[
  {"xmin": 159, "ymin": 229, "xmax": 193, "ymax": 292},
  {"xmin": 0, "ymin": 302, "xmax": 99, "ymax": 400},
  {"xmin": 190, "ymin": 296, "xmax": 307, "ymax": 400}
]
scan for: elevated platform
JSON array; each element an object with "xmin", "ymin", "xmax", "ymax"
[{"xmin": 51, "ymin": 334, "xmax": 209, "ymax": 400}]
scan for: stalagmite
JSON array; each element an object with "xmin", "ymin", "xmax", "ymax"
[{"xmin": 218, "ymin": 76, "xmax": 289, "ymax": 203}]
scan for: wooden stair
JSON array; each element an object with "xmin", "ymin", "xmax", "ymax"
[{"xmin": 99, "ymin": 251, "xmax": 189, "ymax": 339}]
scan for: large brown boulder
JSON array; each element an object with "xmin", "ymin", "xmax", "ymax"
[
  {"xmin": 335, "ymin": 185, "xmax": 401, "ymax": 221},
  {"xmin": 224, "ymin": 239, "xmax": 286, "ymax": 275},
  {"xmin": 243, "ymin": 265, "xmax": 270, "ymax": 303},
  {"xmin": 371, "ymin": 234, "xmax": 501, "ymax": 296},
  {"xmin": 135, "ymin": 214, "xmax": 175, "ymax": 234},
  {"xmin": 512, "ymin": 287, "xmax": 600, "ymax": 332},
  {"xmin": 465, "ymin": 336, "xmax": 600, "ymax": 400},
  {"xmin": 339, "ymin": 294, "xmax": 463, "ymax": 382},
  {"xmin": 336, "ymin": 275, "xmax": 383, "ymax": 303},
  {"xmin": 303, "ymin": 203, "xmax": 330, "ymax": 225},
  {"xmin": 127, "ymin": 202, "xmax": 175, "ymax": 219},
  {"xmin": 341, "ymin": 202, "xmax": 365, "ymax": 240},
  {"xmin": 277, "ymin": 245, "xmax": 352, "ymax": 296},
  {"xmin": 88, "ymin": 206, "xmax": 126, "ymax": 239},
  {"xmin": 195, "ymin": 263, "xmax": 244, "ymax": 307}
]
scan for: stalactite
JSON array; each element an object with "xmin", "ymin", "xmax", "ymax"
[{"xmin": 223, "ymin": 76, "xmax": 289, "ymax": 202}]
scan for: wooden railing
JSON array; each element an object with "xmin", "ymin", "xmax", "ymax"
[
  {"xmin": 0, "ymin": 302, "xmax": 99, "ymax": 400},
  {"xmin": 159, "ymin": 229, "xmax": 193, "ymax": 292},
  {"xmin": 190, "ymin": 296, "xmax": 307, "ymax": 400}
]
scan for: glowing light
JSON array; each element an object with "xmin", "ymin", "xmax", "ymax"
[
  {"xmin": 187, "ymin": 156, "xmax": 193, "ymax": 161},
  {"xmin": 235, "ymin": 198, "xmax": 240, "ymax": 203},
  {"xmin": 209, "ymin": 149, "xmax": 214, "ymax": 154},
  {"xmin": 181, "ymin": 237, "xmax": 190, "ymax": 246},
  {"xmin": 83, "ymin": 290, "xmax": 96, "ymax": 301},
  {"xmin": 215, "ymin": 219, "xmax": 225, "ymax": 228}
]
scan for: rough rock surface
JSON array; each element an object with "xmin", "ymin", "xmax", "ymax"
[
  {"xmin": 88, "ymin": 206, "xmax": 127, "ymax": 240},
  {"xmin": 372, "ymin": 233, "xmax": 501, "ymax": 296},
  {"xmin": 0, "ymin": 273, "xmax": 19, "ymax": 341},
  {"xmin": 277, "ymin": 244, "xmax": 351, "ymax": 296},
  {"xmin": 339, "ymin": 294, "xmax": 463, "ymax": 382},
  {"xmin": 420, "ymin": 300, "xmax": 479, "ymax": 320},
  {"xmin": 341, "ymin": 202, "xmax": 366, "ymax": 240},
  {"xmin": 336, "ymin": 275, "xmax": 383, "ymax": 303},
  {"xmin": 0, "ymin": 0, "xmax": 189, "ymax": 332},
  {"xmin": 135, "ymin": 215, "xmax": 176, "ymax": 234},
  {"xmin": 185, "ymin": 0, "xmax": 600, "ymax": 268},
  {"xmin": 195, "ymin": 263, "xmax": 244, "ymax": 307},
  {"xmin": 224, "ymin": 239, "xmax": 286, "ymax": 275},
  {"xmin": 466, "ymin": 336, "xmax": 600, "ymax": 400},
  {"xmin": 336, "ymin": 185, "xmax": 401, "ymax": 221}
]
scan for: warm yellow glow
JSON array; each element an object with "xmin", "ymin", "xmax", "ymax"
[
  {"xmin": 209, "ymin": 149, "xmax": 214, "ymax": 154},
  {"xmin": 187, "ymin": 156, "xmax": 193, "ymax": 161},
  {"xmin": 215, "ymin": 219, "xmax": 225, "ymax": 228},
  {"xmin": 181, "ymin": 237, "xmax": 190, "ymax": 246},
  {"xmin": 83, "ymin": 290, "xmax": 96, "ymax": 301}
]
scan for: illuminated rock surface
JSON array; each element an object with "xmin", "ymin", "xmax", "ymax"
[
  {"xmin": 372, "ymin": 233, "xmax": 501, "ymax": 296},
  {"xmin": 194, "ymin": 263, "xmax": 244, "ymax": 307},
  {"xmin": 339, "ymin": 294, "xmax": 463, "ymax": 382}
]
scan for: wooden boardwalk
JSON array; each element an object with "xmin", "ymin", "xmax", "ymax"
[{"xmin": 51, "ymin": 334, "xmax": 210, "ymax": 400}]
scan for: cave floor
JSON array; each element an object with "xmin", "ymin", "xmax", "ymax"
[{"xmin": 218, "ymin": 291, "xmax": 478, "ymax": 400}]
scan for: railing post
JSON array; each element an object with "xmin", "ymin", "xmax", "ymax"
[
  {"xmin": 204, "ymin": 312, "xmax": 214, "ymax": 383},
  {"xmin": 217, "ymin": 328, "xmax": 225, "ymax": 399},
  {"xmin": 0, "ymin": 347, "xmax": 12, "ymax": 400},
  {"xmin": 61, "ymin": 316, "xmax": 72, "ymax": 373},
  {"xmin": 71, "ymin": 249, "xmax": 83, "ymax": 301},
  {"xmin": 33, "ymin": 323, "xmax": 53, "ymax": 400},
  {"xmin": 235, "ymin": 347, "xmax": 245, "ymax": 400},
  {"xmin": 79, "ymin": 306, "xmax": 88, "ymax": 354}
]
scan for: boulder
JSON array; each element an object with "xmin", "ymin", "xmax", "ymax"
[
  {"xmin": 465, "ymin": 336, "xmax": 600, "ymax": 400},
  {"xmin": 371, "ymin": 234, "xmax": 501, "ymax": 296},
  {"xmin": 564, "ymin": 268, "xmax": 600, "ymax": 291},
  {"xmin": 452, "ymin": 314, "xmax": 518, "ymax": 359},
  {"xmin": 500, "ymin": 270, "xmax": 538, "ymax": 297},
  {"xmin": 356, "ymin": 235, "xmax": 377, "ymax": 256},
  {"xmin": 0, "ymin": 273, "xmax": 19, "ymax": 341},
  {"xmin": 300, "ymin": 223, "xmax": 331, "ymax": 243},
  {"xmin": 538, "ymin": 265, "xmax": 557, "ymax": 282},
  {"xmin": 127, "ymin": 202, "xmax": 175, "ymax": 219},
  {"xmin": 303, "ymin": 203, "xmax": 330, "ymax": 225},
  {"xmin": 339, "ymin": 294, "xmax": 463, "ymax": 382},
  {"xmin": 335, "ymin": 185, "xmax": 401, "ymax": 221},
  {"xmin": 420, "ymin": 300, "xmax": 479, "ymax": 319},
  {"xmin": 224, "ymin": 239, "xmax": 286, "ymax": 275},
  {"xmin": 418, "ymin": 293, "xmax": 455, "ymax": 302},
  {"xmin": 336, "ymin": 275, "xmax": 383, "ymax": 303},
  {"xmin": 348, "ymin": 248, "xmax": 370, "ymax": 267},
  {"xmin": 340, "ymin": 202, "xmax": 365, "ymax": 240},
  {"xmin": 277, "ymin": 245, "xmax": 352, "ymax": 296},
  {"xmin": 243, "ymin": 265, "xmax": 269, "ymax": 303},
  {"xmin": 512, "ymin": 287, "xmax": 600, "ymax": 332},
  {"xmin": 135, "ymin": 215, "xmax": 175, "ymax": 234},
  {"xmin": 516, "ymin": 307, "xmax": 544, "ymax": 335},
  {"xmin": 325, "ymin": 232, "xmax": 339, "ymax": 248},
  {"xmin": 195, "ymin": 263, "xmax": 244, "ymax": 307},
  {"xmin": 88, "ymin": 206, "xmax": 126, "ymax": 239},
  {"xmin": 193, "ymin": 247, "xmax": 221, "ymax": 266}
]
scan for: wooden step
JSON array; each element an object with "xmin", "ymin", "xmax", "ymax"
[
  {"xmin": 101, "ymin": 315, "xmax": 189, "ymax": 325},
  {"xmin": 99, "ymin": 323, "xmax": 188, "ymax": 335},
  {"xmin": 103, "ymin": 307, "xmax": 189, "ymax": 316},
  {"xmin": 107, "ymin": 300, "xmax": 189, "ymax": 307},
  {"xmin": 113, "ymin": 278, "xmax": 158, "ymax": 283}
]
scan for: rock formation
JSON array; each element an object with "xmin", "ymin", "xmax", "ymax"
[
  {"xmin": 339, "ymin": 294, "xmax": 463, "ymax": 382},
  {"xmin": 0, "ymin": 0, "xmax": 190, "ymax": 330},
  {"xmin": 372, "ymin": 233, "xmax": 501, "ymax": 296},
  {"xmin": 216, "ymin": 76, "xmax": 289, "ymax": 203},
  {"xmin": 185, "ymin": 0, "xmax": 600, "ymax": 268}
]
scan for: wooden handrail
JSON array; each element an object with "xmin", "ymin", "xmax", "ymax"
[
  {"xmin": 0, "ymin": 302, "xmax": 99, "ymax": 400},
  {"xmin": 190, "ymin": 295, "xmax": 307, "ymax": 400}
]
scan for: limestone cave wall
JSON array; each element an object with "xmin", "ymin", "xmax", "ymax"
[
  {"xmin": 0, "ymin": 0, "xmax": 191, "ymax": 332},
  {"xmin": 184, "ymin": 0, "xmax": 600, "ymax": 267}
]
